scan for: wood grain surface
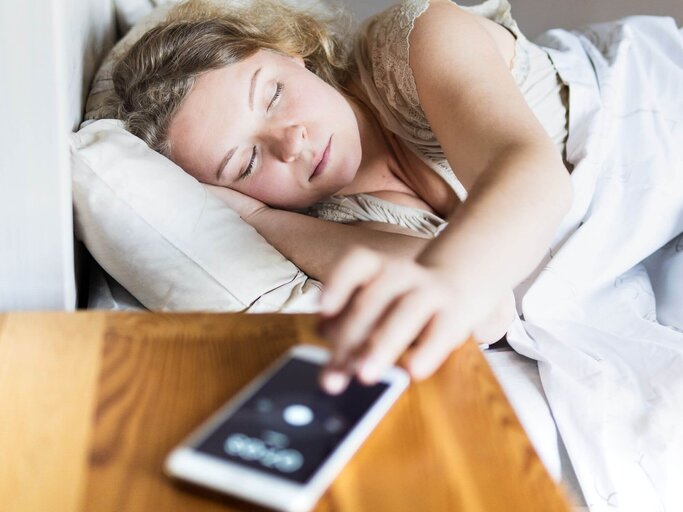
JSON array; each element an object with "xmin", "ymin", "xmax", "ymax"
[
  {"xmin": 0, "ymin": 312, "xmax": 105, "ymax": 512},
  {"xmin": 0, "ymin": 312, "xmax": 570, "ymax": 512}
]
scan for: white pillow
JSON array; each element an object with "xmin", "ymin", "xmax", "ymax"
[
  {"xmin": 71, "ymin": 119, "xmax": 321, "ymax": 312},
  {"xmin": 113, "ymin": 1, "xmax": 180, "ymax": 38}
]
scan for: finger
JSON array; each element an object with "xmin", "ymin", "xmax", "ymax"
[
  {"xmin": 318, "ymin": 249, "xmax": 386, "ymax": 390},
  {"xmin": 319, "ymin": 343, "xmax": 364, "ymax": 395},
  {"xmin": 319, "ymin": 306, "xmax": 368, "ymax": 395},
  {"xmin": 354, "ymin": 290, "xmax": 437, "ymax": 385},
  {"xmin": 323, "ymin": 261, "xmax": 419, "ymax": 352},
  {"xmin": 405, "ymin": 316, "xmax": 470, "ymax": 381},
  {"xmin": 318, "ymin": 287, "xmax": 371, "ymax": 374},
  {"xmin": 320, "ymin": 261, "xmax": 423, "ymax": 388},
  {"xmin": 203, "ymin": 183, "xmax": 227, "ymax": 195},
  {"xmin": 202, "ymin": 183, "xmax": 237, "ymax": 204},
  {"xmin": 319, "ymin": 368, "xmax": 350, "ymax": 395},
  {"xmin": 319, "ymin": 247, "xmax": 383, "ymax": 317}
]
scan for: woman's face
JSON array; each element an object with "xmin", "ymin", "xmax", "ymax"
[{"xmin": 167, "ymin": 49, "xmax": 362, "ymax": 209}]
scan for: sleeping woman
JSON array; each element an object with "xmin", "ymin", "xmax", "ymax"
[{"xmin": 112, "ymin": 0, "xmax": 574, "ymax": 393}]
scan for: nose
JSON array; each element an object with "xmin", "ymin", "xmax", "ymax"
[{"xmin": 277, "ymin": 124, "xmax": 306, "ymax": 163}]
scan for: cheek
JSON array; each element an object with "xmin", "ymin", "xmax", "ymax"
[{"xmin": 242, "ymin": 171, "xmax": 303, "ymax": 206}]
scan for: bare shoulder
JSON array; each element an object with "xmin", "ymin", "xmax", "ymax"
[
  {"xmin": 408, "ymin": 2, "xmax": 515, "ymax": 88},
  {"xmin": 418, "ymin": 0, "xmax": 516, "ymax": 69},
  {"xmin": 408, "ymin": 0, "xmax": 560, "ymax": 191}
]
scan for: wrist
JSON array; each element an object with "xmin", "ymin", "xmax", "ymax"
[
  {"xmin": 416, "ymin": 254, "xmax": 510, "ymax": 320},
  {"xmin": 242, "ymin": 204, "xmax": 271, "ymax": 226}
]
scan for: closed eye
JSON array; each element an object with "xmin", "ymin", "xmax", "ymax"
[
  {"xmin": 239, "ymin": 147, "xmax": 257, "ymax": 180},
  {"xmin": 239, "ymin": 83, "xmax": 283, "ymax": 179},
  {"xmin": 267, "ymin": 82, "xmax": 283, "ymax": 110}
]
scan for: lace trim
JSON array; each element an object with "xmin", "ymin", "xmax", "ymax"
[
  {"xmin": 357, "ymin": 0, "xmax": 532, "ymax": 203},
  {"xmin": 370, "ymin": 1, "xmax": 433, "ymax": 140},
  {"xmin": 307, "ymin": 194, "xmax": 447, "ymax": 238},
  {"xmin": 372, "ymin": 0, "xmax": 531, "ymax": 125}
]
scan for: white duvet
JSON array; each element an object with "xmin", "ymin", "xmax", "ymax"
[{"xmin": 507, "ymin": 16, "xmax": 683, "ymax": 512}]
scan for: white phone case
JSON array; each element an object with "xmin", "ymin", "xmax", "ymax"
[{"xmin": 165, "ymin": 344, "xmax": 409, "ymax": 512}]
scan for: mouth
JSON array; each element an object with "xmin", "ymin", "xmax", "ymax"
[{"xmin": 310, "ymin": 135, "xmax": 332, "ymax": 181}]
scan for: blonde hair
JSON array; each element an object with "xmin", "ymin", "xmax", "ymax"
[{"xmin": 112, "ymin": 0, "xmax": 354, "ymax": 157}]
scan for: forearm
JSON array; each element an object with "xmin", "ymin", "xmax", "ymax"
[
  {"xmin": 418, "ymin": 145, "xmax": 572, "ymax": 299},
  {"xmin": 247, "ymin": 209, "xmax": 430, "ymax": 282}
]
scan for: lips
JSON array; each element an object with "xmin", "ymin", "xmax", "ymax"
[{"xmin": 310, "ymin": 135, "xmax": 332, "ymax": 181}]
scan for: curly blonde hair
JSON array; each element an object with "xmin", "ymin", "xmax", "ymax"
[{"xmin": 112, "ymin": 0, "xmax": 354, "ymax": 157}]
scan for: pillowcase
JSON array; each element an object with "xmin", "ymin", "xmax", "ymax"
[
  {"xmin": 71, "ymin": 119, "xmax": 321, "ymax": 312},
  {"xmin": 113, "ymin": 0, "xmax": 178, "ymax": 38},
  {"xmin": 82, "ymin": 2, "xmax": 176, "ymax": 125}
]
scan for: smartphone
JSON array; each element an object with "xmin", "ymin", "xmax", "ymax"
[{"xmin": 165, "ymin": 344, "xmax": 409, "ymax": 512}]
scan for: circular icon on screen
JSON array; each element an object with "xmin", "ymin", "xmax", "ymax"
[
  {"xmin": 323, "ymin": 416, "xmax": 345, "ymax": 434},
  {"xmin": 275, "ymin": 449, "xmax": 304, "ymax": 472},
  {"xmin": 283, "ymin": 404, "xmax": 314, "ymax": 426},
  {"xmin": 255, "ymin": 398, "xmax": 274, "ymax": 413},
  {"xmin": 224, "ymin": 433, "xmax": 304, "ymax": 473}
]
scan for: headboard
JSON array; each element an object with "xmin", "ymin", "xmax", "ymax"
[{"xmin": 0, "ymin": 0, "xmax": 116, "ymax": 310}]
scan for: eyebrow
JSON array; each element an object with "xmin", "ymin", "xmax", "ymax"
[{"xmin": 215, "ymin": 67, "xmax": 262, "ymax": 180}]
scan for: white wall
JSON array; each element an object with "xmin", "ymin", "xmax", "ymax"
[{"xmin": 0, "ymin": 0, "xmax": 115, "ymax": 310}]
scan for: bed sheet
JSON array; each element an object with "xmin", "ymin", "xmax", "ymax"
[{"xmin": 508, "ymin": 17, "xmax": 683, "ymax": 512}]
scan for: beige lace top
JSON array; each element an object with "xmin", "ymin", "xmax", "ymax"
[{"xmin": 308, "ymin": 0, "xmax": 569, "ymax": 238}]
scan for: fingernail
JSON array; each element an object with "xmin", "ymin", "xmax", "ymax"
[
  {"xmin": 359, "ymin": 359, "xmax": 380, "ymax": 384},
  {"xmin": 322, "ymin": 371, "xmax": 349, "ymax": 395},
  {"xmin": 409, "ymin": 360, "xmax": 429, "ymax": 380}
]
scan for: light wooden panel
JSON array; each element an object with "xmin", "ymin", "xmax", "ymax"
[
  {"xmin": 0, "ymin": 312, "xmax": 569, "ymax": 511},
  {"xmin": 0, "ymin": 312, "xmax": 105, "ymax": 512},
  {"xmin": 0, "ymin": 0, "xmax": 115, "ymax": 311},
  {"xmin": 81, "ymin": 313, "xmax": 568, "ymax": 512},
  {"xmin": 82, "ymin": 313, "xmax": 306, "ymax": 511}
]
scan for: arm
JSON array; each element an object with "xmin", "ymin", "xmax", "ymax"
[
  {"xmin": 252, "ymin": 208, "xmax": 515, "ymax": 341},
  {"xmin": 318, "ymin": 1, "xmax": 571, "ymax": 392},
  {"xmin": 247, "ymin": 209, "xmax": 430, "ymax": 282},
  {"xmin": 203, "ymin": 184, "xmax": 431, "ymax": 281},
  {"xmin": 409, "ymin": 1, "xmax": 572, "ymax": 296}
]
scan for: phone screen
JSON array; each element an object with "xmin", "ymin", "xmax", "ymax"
[{"xmin": 193, "ymin": 358, "xmax": 389, "ymax": 484}]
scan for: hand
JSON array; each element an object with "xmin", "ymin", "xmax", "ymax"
[
  {"xmin": 317, "ymin": 247, "xmax": 514, "ymax": 394},
  {"xmin": 202, "ymin": 183, "xmax": 268, "ymax": 222}
]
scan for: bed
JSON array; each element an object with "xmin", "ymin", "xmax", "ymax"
[{"xmin": 2, "ymin": 1, "xmax": 682, "ymax": 511}]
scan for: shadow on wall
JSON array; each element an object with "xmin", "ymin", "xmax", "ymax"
[{"xmin": 342, "ymin": 0, "xmax": 683, "ymax": 40}]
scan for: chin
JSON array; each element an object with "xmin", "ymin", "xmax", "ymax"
[{"xmin": 336, "ymin": 160, "xmax": 361, "ymax": 193}]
